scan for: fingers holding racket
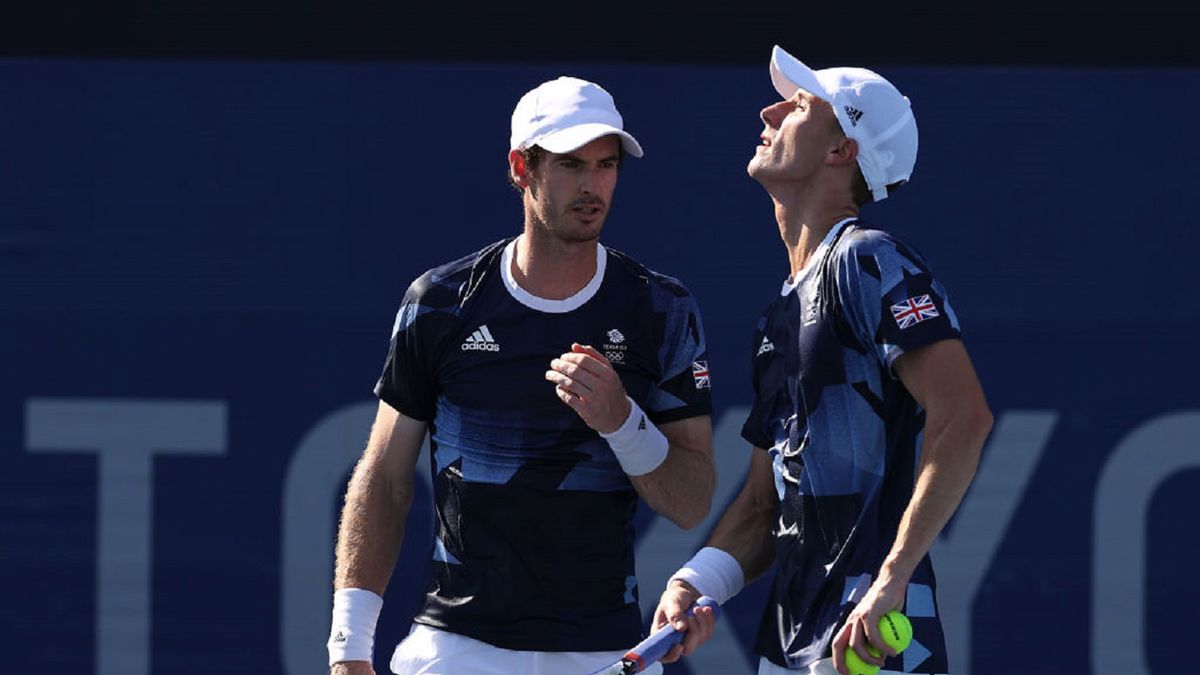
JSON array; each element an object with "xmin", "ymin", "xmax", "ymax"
[
  {"xmin": 589, "ymin": 596, "xmax": 720, "ymax": 674},
  {"xmin": 665, "ymin": 599, "xmax": 717, "ymax": 663},
  {"xmin": 653, "ymin": 583, "xmax": 715, "ymax": 664}
]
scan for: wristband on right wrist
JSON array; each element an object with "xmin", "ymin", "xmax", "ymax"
[
  {"xmin": 668, "ymin": 546, "xmax": 744, "ymax": 606},
  {"xmin": 327, "ymin": 587, "xmax": 383, "ymax": 666}
]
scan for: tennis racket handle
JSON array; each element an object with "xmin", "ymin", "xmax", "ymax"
[{"xmin": 625, "ymin": 596, "xmax": 720, "ymax": 669}]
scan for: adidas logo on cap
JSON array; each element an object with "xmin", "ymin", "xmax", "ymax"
[
  {"xmin": 462, "ymin": 325, "xmax": 501, "ymax": 352},
  {"xmin": 844, "ymin": 105, "xmax": 864, "ymax": 126}
]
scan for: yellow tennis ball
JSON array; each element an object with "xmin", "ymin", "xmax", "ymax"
[
  {"xmin": 843, "ymin": 612, "xmax": 912, "ymax": 675},
  {"xmin": 879, "ymin": 611, "xmax": 913, "ymax": 653},
  {"xmin": 844, "ymin": 647, "xmax": 881, "ymax": 675}
]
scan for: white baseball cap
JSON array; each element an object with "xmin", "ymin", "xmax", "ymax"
[
  {"xmin": 510, "ymin": 76, "xmax": 644, "ymax": 158},
  {"xmin": 769, "ymin": 45, "xmax": 918, "ymax": 202}
]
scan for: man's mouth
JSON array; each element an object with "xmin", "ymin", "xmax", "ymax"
[{"xmin": 572, "ymin": 203, "xmax": 604, "ymax": 216}]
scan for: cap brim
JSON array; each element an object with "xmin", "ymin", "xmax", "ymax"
[
  {"xmin": 770, "ymin": 45, "xmax": 831, "ymax": 104},
  {"xmin": 531, "ymin": 123, "xmax": 644, "ymax": 158}
]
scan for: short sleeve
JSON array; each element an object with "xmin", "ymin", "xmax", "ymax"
[
  {"xmin": 374, "ymin": 275, "xmax": 447, "ymax": 421},
  {"xmin": 645, "ymin": 290, "xmax": 713, "ymax": 425},
  {"xmin": 836, "ymin": 231, "xmax": 961, "ymax": 375}
]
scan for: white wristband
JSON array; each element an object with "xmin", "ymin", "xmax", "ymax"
[
  {"xmin": 669, "ymin": 546, "xmax": 744, "ymax": 606},
  {"xmin": 328, "ymin": 588, "xmax": 384, "ymax": 666},
  {"xmin": 600, "ymin": 396, "xmax": 669, "ymax": 476}
]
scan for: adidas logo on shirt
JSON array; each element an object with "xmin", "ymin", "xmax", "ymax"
[
  {"xmin": 757, "ymin": 336, "xmax": 775, "ymax": 356},
  {"xmin": 461, "ymin": 325, "xmax": 501, "ymax": 352}
]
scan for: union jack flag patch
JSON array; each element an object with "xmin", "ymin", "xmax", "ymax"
[
  {"xmin": 890, "ymin": 295, "xmax": 940, "ymax": 329},
  {"xmin": 692, "ymin": 360, "xmax": 711, "ymax": 389}
]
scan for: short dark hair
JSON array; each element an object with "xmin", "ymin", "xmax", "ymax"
[
  {"xmin": 507, "ymin": 142, "xmax": 627, "ymax": 192},
  {"xmin": 851, "ymin": 169, "xmax": 872, "ymax": 206},
  {"xmin": 851, "ymin": 169, "xmax": 906, "ymax": 206}
]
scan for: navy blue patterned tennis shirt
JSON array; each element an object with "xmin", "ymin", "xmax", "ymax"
[
  {"xmin": 742, "ymin": 218, "xmax": 960, "ymax": 673},
  {"xmin": 376, "ymin": 237, "xmax": 711, "ymax": 651}
]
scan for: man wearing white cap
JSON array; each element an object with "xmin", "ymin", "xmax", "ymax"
[
  {"xmin": 327, "ymin": 76, "xmax": 716, "ymax": 674},
  {"xmin": 653, "ymin": 47, "xmax": 993, "ymax": 675}
]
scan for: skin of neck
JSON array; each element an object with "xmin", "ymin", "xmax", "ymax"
[
  {"xmin": 510, "ymin": 212, "xmax": 600, "ymax": 301},
  {"xmin": 764, "ymin": 177, "xmax": 858, "ymax": 278}
]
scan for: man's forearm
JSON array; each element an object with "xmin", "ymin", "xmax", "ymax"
[
  {"xmin": 706, "ymin": 487, "xmax": 776, "ymax": 583},
  {"xmin": 665, "ymin": 450, "xmax": 776, "ymax": 607},
  {"xmin": 334, "ymin": 458, "xmax": 413, "ymax": 594},
  {"xmin": 881, "ymin": 405, "xmax": 992, "ymax": 578},
  {"xmin": 629, "ymin": 443, "xmax": 715, "ymax": 529},
  {"xmin": 328, "ymin": 404, "xmax": 426, "ymax": 670},
  {"xmin": 691, "ymin": 449, "xmax": 777, "ymax": 583}
]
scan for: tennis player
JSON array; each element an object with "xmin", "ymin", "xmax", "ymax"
[
  {"xmin": 653, "ymin": 46, "xmax": 993, "ymax": 675},
  {"xmin": 327, "ymin": 75, "xmax": 716, "ymax": 675}
]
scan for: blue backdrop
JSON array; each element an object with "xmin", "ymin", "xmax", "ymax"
[{"xmin": 3, "ymin": 58, "xmax": 1197, "ymax": 674}]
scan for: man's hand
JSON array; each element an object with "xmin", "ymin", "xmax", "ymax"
[
  {"xmin": 330, "ymin": 661, "xmax": 374, "ymax": 675},
  {"xmin": 651, "ymin": 580, "xmax": 716, "ymax": 664},
  {"xmin": 830, "ymin": 568, "xmax": 909, "ymax": 674},
  {"xmin": 545, "ymin": 343, "xmax": 631, "ymax": 433}
]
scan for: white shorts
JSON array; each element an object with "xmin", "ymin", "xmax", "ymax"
[
  {"xmin": 757, "ymin": 655, "xmax": 947, "ymax": 675},
  {"xmin": 390, "ymin": 623, "xmax": 664, "ymax": 675}
]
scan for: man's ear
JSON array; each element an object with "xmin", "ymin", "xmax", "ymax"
[
  {"xmin": 828, "ymin": 135, "xmax": 859, "ymax": 168},
  {"xmin": 509, "ymin": 149, "xmax": 529, "ymax": 189}
]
